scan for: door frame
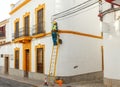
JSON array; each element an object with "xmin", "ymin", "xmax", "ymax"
[
  {"xmin": 23, "ymin": 42, "xmax": 31, "ymax": 77},
  {"xmin": 35, "ymin": 44, "xmax": 45, "ymax": 73},
  {"xmin": 24, "ymin": 49, "xmax": 29, "ymax": 77},
  {"xmin": 4, "ymin": 55, "xmax": 9, "ymax": 74}
]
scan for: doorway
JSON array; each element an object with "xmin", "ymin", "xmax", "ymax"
[
  {"xmin": 24, "ymin": 49, "xmax": 29, "ymax": 77},
  {"xmin": 4, "ymin": 57, "xmax": 9, "ymax": 74},
  {"xmin": 36, "ymin": 48, "xmax": 44, "ymax": 73}
]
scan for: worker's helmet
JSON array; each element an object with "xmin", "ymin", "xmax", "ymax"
[{"xmin": 53, "ymin": 21, "xmax": 57, "ymax": 24}]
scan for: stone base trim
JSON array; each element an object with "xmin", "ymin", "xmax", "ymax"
[
  {"xmin": 7, "ymin": 68, "xmax": 46, "ymax": 81},
  {"xmin": 9, "ymin": 68, "xmax": 24, "ymax": 77},
  {"xmin": 29, "ymin": 72, "xmax": 45, "ymax": 81},
  {"xmin": 0, "ymin": 66, "xmax": 4, "ymax": 74},
  {"xmin": 1, "ymin": 68, "xmax": 103, "ymax": 84},
  {"xmin": 56, "ymin": 71, "xmax": 103, "ymax": 83},
  {"xmin": 104, "ymin": 78, "xmax": 120, "ymax": 87}
]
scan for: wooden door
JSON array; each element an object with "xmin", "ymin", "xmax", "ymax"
[
  {"xmin": 24, "ymin": 49, "xmax": 29, "ymax": 77},
  {"xmin": 4, "ymin": 57, "xmax": 9, "ymax": 74},
  {"xmin": 37, "ymin": 48, "xmax": 44, "ymax": 73}
]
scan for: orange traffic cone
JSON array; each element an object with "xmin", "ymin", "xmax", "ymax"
[{"xmin": 56, "ymin": 79, "xmax": 63, "ymax": 86}]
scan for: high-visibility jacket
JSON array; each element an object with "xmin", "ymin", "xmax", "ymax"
[
  {"xmin": 52, "ymin": 24, "xmax": 57, "ymax": 31},
  {"xmin": 52, "ymin": 22, "xmax": 58, "ymax": 31}
]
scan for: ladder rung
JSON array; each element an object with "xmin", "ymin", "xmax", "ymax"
[
  {"xmin": 49, "ymin": 45, "xmax": 59, "ymax": 83},
  {"xmin": 53, "ymin": 51, "xmax": 57, "ymax": 52},
  {"xmin": 52, "ymin": 55, "xmax": 56, "ymax": 56},
  {"xmin": 52, "ymin": 52, "xmax": 56, "ymax": 53},
  {"xmin": 53, "ymin": 46, "xmax": 57, "ymax": 47}
]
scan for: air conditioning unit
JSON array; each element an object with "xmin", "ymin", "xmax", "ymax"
[{"xmin": 105, "ymin": 0, "xmax": 120, "ymax": 6}]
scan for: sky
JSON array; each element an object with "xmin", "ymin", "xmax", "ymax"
[{"xmin": 0, "ymin": 0, "xmax": 19, "ymax": 21}]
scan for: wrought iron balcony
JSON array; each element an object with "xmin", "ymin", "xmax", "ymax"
[
  {"xmin": 12, "ymin": 25, "xmax": 45, "ymax": 41},
  {"xmin": 12, "ymin": 27, "xmax": 30, "ymax": 40},
  {"xmin": 0, "ymin": 33, "xmax": 5, "ymax": 37},
  {"xmin": 31, "ymin": 24, "xmax": 45, "ymax": 35}
]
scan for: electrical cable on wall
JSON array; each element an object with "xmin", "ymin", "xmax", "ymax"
[
  {"xmin": 53, "ymin": 0, "xmax": 94, "ymax": 17},
  {"xmin": 52, "ymin": 0, "xmax": 99, "ymax": 21}
]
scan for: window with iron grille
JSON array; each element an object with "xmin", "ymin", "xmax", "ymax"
[
  {"xmin": 24, "ymin": 16, "xmax": 29, "ymax": 36},
  {"xmin": 36, "ymin": 48, "xmax": 43, "ymax": 73},
  {"xmin": 15, "ymin": 22, "xmax": 19, "ymax": 38},
  {"xmin": 15, "ymin": 50, "xmax": 19, "ymax": 69},
  {"xmin": 0, "ymin": 25, "xmax": 5, "ymax": 37},
  {"xmin": 37, "ymin": 8, "xmax": 44, "ymax": 34}
]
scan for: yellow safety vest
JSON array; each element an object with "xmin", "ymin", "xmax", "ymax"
[{"xmin": 52, "ymin": 24, "xmax": 57, "ymax": 31}]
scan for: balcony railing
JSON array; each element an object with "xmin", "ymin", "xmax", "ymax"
[
  {"xmin": 31, "ymin": 24, "xmax": 45, "ymax": 35},
  {"xmin": 12, "ymin": 25, "xmax": 45, "ymax": 40},
  {"xmin": 0, "ymin": 33, "xmax": 5, "ymax": 37},
  {"xmin": 12, "ymin": 27, "xmax": 30, "ymax": 39}
]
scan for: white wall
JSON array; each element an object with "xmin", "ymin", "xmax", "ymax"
[
  {"xmin": 0, "ymin": 44, "xmax": 14, "ymax": 67},
  {"xmin": 103, "ymin": 10, "xmax": 120, "ymax": 80},
  {"xmin": 57, "ymin": 34, "xmax": 102, "ymax": 76},
  {"xmin": 104, "ymin": 37, "xmax": 120, "ymax": 79},
  {"xmin": 31, "ymin": 34, "xmax": 102, "ymax": 76},
  {"xmin": 10, "ymin": 0, "xmax": 53, "ymax": 34},
  {"xmin": 5, "ymin": 20, "xmax": 12, "ymax": 42},
  {"xmin": 54, "ymin": 1, "xmax": 102, "ymax": 76},
  {"xmin": 55, "ymin": 0, "xmax": 74, "ymax": 13},
  {"xmin": 10, "ymin": 0, "xmax": 56, "ymax": 72},
  {"xmin": 31, "ymin": 37, "xmax": 52, "ymax": 72},
  {"xmin": 12, "ymin": 43, "xmax": 23, "ymax": 69},
  {"xmin": 57, "ymin": 3, "xmax": 101, "ymax": 36}
]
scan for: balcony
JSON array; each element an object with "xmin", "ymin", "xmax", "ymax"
[
  {"xmin": 31, "ymin": 24, "xmax": 46, "ymax": 38},
  {"xmin": 0, "ymin": 25, "xmax": 5, "ymax": 39},
  {"xmin": 12, "ymin": 27, "xmax": 32, "ymax": 43},
  {"xmin": 0, "ymin": 32, "xmax": 5, "ymax": 39},
  {"xmin": 12, "ymin": 24, "xmax": 46, "ymax": 42}
]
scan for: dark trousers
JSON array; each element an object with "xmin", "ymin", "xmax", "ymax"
[{"xmin": 52, "ymin": 32, "xmax": 57, "ymax": 45}]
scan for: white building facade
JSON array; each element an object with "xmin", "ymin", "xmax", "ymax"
[
  {"xmin": 0, "ymin": 0, "xmax": 103, "ymax": 83},
  {"xmin": 101, "ymin": 0, "xmax": 120, "ymax": 86}
]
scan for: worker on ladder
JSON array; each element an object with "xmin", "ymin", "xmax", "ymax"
[{"xmin": 51, "ymin": 21, "xmax": 59, "ymax": 45}]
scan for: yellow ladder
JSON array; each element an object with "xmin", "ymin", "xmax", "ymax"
[{"xmin": 48, "ymin": 44, "xmax": 59, "ymax": 84}]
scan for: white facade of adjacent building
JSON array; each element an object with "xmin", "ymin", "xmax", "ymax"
[{"xmin": 101, "ymin": 0, "xmax": 120, "ymax": 86}]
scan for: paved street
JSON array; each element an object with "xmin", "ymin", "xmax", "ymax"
[
  {"xmin": 0, "ymin": 74, "xmax": 105, "ymax": 87},
  {"xmin": 0, "ymin": 77, "xmax": 36, "ymax": 87},
  {"xmin": 67, "ymin": 81, "xmax": 104, "ymax": 87},
  {"xmin": 59, "ymin": 80, "xmax": 104, "ymax": 87}
]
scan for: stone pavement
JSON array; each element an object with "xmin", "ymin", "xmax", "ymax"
[
  {"xmin": 65, "ymin": 80, "xmax": 105, "ymax": 87},
  {"xmin": 0, "ymin": 74, "xmax": 105, "ymax": 87},
  {"xmin": 0, "ymin": 74, "xmax": 42, "ymax": 87},
  {"xmin": 0, "ymin": 77, "xmax": 36, "ymax": 87}
]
